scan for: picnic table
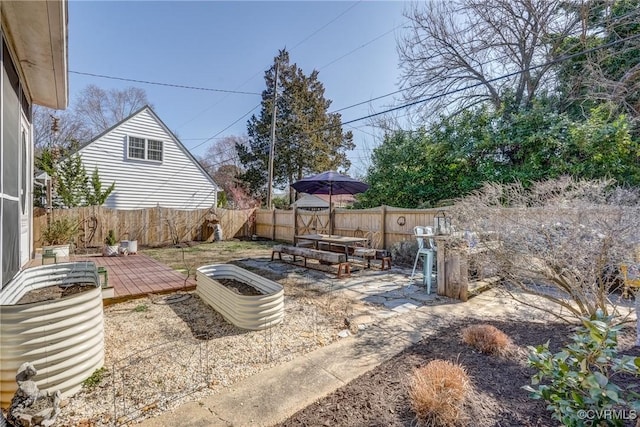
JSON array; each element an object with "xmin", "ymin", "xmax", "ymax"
[
  {"xmin": 294, "ymin": 234, "xmax": 369, "ymax": 262},
  {"xmin": 271, "ymin": 245, "xmax": 351, "ymax": 278}
]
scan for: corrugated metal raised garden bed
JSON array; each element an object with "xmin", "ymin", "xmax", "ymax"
[
  {"xmin": 196, "ymin": 264, "xmax": 284, "ymax": 330},
  {"xmin": 0, "ymin": 262, "xmax": 105, "ymax": 407}
]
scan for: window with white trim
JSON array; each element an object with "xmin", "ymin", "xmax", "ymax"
[
  {"xmin": 127, "ymin": 136, "xmax": 163, "ymax": 162},
  {"xmin": 147, "ymin": 139, "xmax": 163, "ymax": 161}
]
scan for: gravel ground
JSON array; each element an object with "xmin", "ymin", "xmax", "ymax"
[{"xmin": 56, "ymin": 278, "xmax": 370, "ymax": 427}]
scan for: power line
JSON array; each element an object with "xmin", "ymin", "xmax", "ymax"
[
  {"xmin": 340, "ymin": 34, "xmax": 640, "ymax": 126},
  {"xmin": 317, "ymin": 13, "xmax": 402, "ymax": 71},
  {"xmin": 202, "ymin": 31, "xmax": 640, "ymax": 173},
  {"xmin": 352, "ymin": 36, "xmax": 637, "ymax": 126},
  {"xmin": 69, "ymin": 71, "xmax": 262, "ymax": 95},
  {"xmin": 187, "ymin": 103, "xmax": 261, "ymax": 151},
  {"xmin": 71, "ymin": 8, "xmax": 404, "ymax": 140},
  {"xmin": 177, "ymin": 1, "xmax": 365, "ymax": 134},
  {"xmin": 266, "ymin": 32, "xmax": 640, "ymax": 140},
  {"xmin": 203, "ymin": 8, "xmax": 640, "ymax": 176},
  {"xmin": 330, "ymin": 6, "xmax": 640, "ymax": 116},
  {"xmin": 291, "ymin": 1, "xmax": 362, "ymax": 51}
]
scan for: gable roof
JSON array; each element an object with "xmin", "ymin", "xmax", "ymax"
[{"xmin": 78, "ymin": 105, "xmax": 219, "ymax": 189}]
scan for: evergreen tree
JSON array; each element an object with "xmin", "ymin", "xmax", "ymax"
[
  {"xmin": 358, "ymin": 100, "xmax": 640, "ymax": 208},
  {"xmin": 86, "ymin": 167, "xmax": 115, "ymax": 206},
  {"xmin": 35, "ymin": 145, "xmax": 115, "ymax": 208},
  {"xmin": 237, "ymin": 49, "xmax": 354, "ymax": 204},
  {"xmin": 56, "ymin": 152, "xmax": 89, "ymax": 208}
]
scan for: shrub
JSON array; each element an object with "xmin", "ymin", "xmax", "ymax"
[
  {"xmin": 452, "ymin": 177, "xmax": 640, "ymax": 323},
  {"xmin": 105, "ymin": 230, "xmax": 117, "ymax": 246},
  {"xmin": 390, "ymin": 240, "xmax": 418, "ymax": 267},
  {"xmin": 524, "ymin": 310, "xmax": 640, "ymax": 426},
  {"xmin": 409, "ymin": 359, "xmax": 471, "ymax": 426},
  {"xmin": 42, "ymin": 217, "xmax": 78, "ymax": 246},
  {"xmin": 461, "ymin": 324, "xmax": 512, "ymax": 356}
]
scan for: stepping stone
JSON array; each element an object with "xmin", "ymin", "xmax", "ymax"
[
  {"xmin": 378, "ymin": 289, "xmax": 409, "ymax": 299},
  {"xmin": 351, "ymin": 314, "xmax": 375, "ymax": 325},
  {"xmin": 379, "ymin": 286, "xmax": 422, "ymax": 299},
  {"xmin": 407, "ymin": 292, "xmax": 437, "ymax": 303},
  {"xmin": 363, "ymin": 295, "xmax": 387, "ymax": 305},
  {"xmin": 399, "ymin": 285, "xmax": 422, "ymax": 295},
  {"xmin": 352, "ymin": 286, "xmax": 386, "ymax": 295},
  {"xmin": 268, "ymin": 264, "xmax": 291, "ymax": 273},
  {"xmin": 383, "ymin": 299, "xmax": 419, "ymax": 312}
]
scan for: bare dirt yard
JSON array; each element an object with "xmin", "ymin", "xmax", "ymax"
[
  {"xmin": 56, "ymin": 240, "xmax": 379, "ymax": 426},
  {"xmin": 277, "ymin": 319, "xmax": 640, "ymax": 427},
  {"xmin": 43, "ymin": 240, "xmax": 640, "ymax": 426}
]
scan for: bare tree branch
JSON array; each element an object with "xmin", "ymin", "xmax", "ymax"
[
  {"xmin": 398, "ymin": 0, "xmax": 581, "ymax": 119},
  {"xmin": 73, "ymin": 85, "xmax": 152, "ymax": 137}
]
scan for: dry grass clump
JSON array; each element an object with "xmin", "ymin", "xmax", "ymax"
[
  {"xmin": 408, "ymin": 359, "xmax": 471, "ymax": 426},
  {"xmin": 461, "ymin": 324, "xmax": 512, "ymax": 356}
]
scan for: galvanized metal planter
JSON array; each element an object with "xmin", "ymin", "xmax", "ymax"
[
  {"xmin": 0, "ymin": 262, "xmax": 105, "ymax": 407},
  {"xmin": 196, "ymin": 264, "xmax": 284, "ymax": 330}
]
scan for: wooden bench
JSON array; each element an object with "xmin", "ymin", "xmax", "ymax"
[
  {"xmin": 373, "ymin": 249, "xmax": 392, "ymax": 270},
  {"xmin": 317, "ymin": 243, "xmax": 391, "ymax": 270},
  {"xmin": 271, "ymin": 245, "xmax": 351, "ymax": 278},
  {"xmin": 295, "ymin": 240, "xmax": 316, "ymax": 248}
]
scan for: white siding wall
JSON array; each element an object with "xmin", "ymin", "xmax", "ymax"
[{"xmin": 79, "ymin": 109, "xmax": 217, "ymax": 210}]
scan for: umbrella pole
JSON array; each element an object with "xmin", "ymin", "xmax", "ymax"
[
  {"xmin": 329, "ymin": 191, "xmax": 332, "ymax": 236},
  {"xmin": 329, "ymin": 182, "xmax": 334, "ymax": 235}
]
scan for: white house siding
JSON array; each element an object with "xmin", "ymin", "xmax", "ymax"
[{"xmin": 78, "ymin": 108, "xmax": 218, "ymax": 210}]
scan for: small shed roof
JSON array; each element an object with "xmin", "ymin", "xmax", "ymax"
[{"xmin": 293, "ymin": 194, "xmax": 355, "ymax": 209}]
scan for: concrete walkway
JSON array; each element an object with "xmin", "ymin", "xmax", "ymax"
[{"xmin": 138, "ymin": 285, "xmax": 553, "ymax": 427}]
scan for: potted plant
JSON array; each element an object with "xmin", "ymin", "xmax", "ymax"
[
  {"xmin": 103, "ymin": 230, "xmax": 119, "ymax": 257},
  {"xmin": 119, "ymin": 237, "xmax": 138, "ymax": 255},
  {"xmin": 121, "ymin": 224, "xmax": 143, "ymax": 255},
  {"xmin": 42, "ymin": 217, "xmax": 78, "ymax": 258}
]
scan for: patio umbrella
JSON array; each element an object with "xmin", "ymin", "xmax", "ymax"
[{"xmin": 291, "ymin": 171, "xmax": 369, "ymax": 235}]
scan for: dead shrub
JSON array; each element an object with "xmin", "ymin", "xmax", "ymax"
[
  {"xmin": 461, "ymin": 324, "xmax": 512, "ymax": 356},
  {"xmin": 408, "ymin": 359, "xmax": 470, "ymax": 426}
]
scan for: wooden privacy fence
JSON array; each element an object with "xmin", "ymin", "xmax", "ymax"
[
  {"xmin": 255, "ymin": 206, "xmax": 450, "ymax": 249},
  {"xmin": 36, "ymin": 205, "xmax": 451, "ymax": 251},
  {"xmin": 33, "ymin": 206, "xmax": 256, "ymax": 249}
]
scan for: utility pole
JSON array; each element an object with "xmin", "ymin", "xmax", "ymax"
[
  {"xmin": 46, "ymin": 175, "xmax": 53, "ymax": 225},
  {"xmin": 266, "ymin": 60, "xmax": 279, "ymax": 210}
]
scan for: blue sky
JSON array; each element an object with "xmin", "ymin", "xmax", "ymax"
[{"xmin": 69, "ymin": 1, "xmax": 410, "ymax": 177}]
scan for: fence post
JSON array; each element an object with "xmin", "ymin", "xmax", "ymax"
[
  {"xmin": 381, "ymin": 205, "xmax": 387, "ymax": 249},
  {"xmin": 271, "ymin": 209, "xmax": 276, "ymax": 241},
  {"xmin": 293, "ymin": 207, "xmax": 298, "ymax": 244},
  {"xmin": 156, "ymin": 205, "xmax": 162, "ymax": 246}
]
